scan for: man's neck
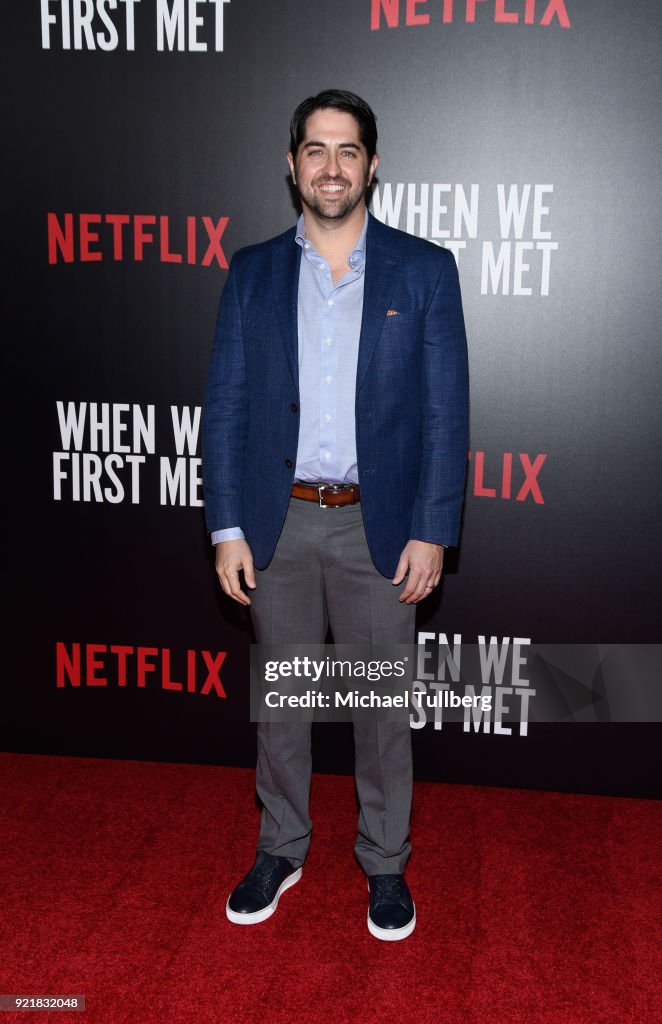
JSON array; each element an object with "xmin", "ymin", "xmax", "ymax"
[{"xmin": 301, "ymin": 206, "xmax": 366, "ymax": 264}]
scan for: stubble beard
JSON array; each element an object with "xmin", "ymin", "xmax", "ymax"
[{"xmin": 300, "ymin": 176, "xmax": 370, "ymax": 221}]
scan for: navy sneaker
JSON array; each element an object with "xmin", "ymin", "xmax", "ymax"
[
  {"xmin": 226, "ymin": 851, "xmax": 302, "ymax": 925},
  {"xmin": 367, "ymin": 874, "xmax": 416, "ymax": 940}
]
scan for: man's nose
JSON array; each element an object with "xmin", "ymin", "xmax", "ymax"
[{"xmin": 325, "ymin": 150, "xmax": 341, "ymax": 176}]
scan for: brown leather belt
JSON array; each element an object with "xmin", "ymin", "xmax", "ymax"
[{"xmin": 291, "ymin": 481, "xmax": 361, "ymax": 507}]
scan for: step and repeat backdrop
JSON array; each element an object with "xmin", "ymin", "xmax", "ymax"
[{"xmin": 6, "ymin": 1, "xmax": 661, "ymax": 796}]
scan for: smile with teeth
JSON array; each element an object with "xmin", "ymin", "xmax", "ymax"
[{"xmin": 318, "ymin": 183, "xmax": 345, "ymax": 192}]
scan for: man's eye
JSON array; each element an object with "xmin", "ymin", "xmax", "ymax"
[
  {"xmin": 308, "ymin": 149, "xmax": 323, "ymax": 157},
  {"xmin": 340, "ymin": 150, "xmax": 356, "ymax": 158}
]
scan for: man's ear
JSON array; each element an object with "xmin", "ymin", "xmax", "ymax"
[
  {"xmin": 368, "ymin": 152, "xmax": 379, "ymax": 186},
  {"xmin": 287, "ymin": 152, "xmax": 296, "ymax": 185}
]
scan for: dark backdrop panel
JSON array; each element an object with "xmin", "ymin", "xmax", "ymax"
[{"xmin": 5, "ymin": 1, "xmax": 661, "ymax": 797}]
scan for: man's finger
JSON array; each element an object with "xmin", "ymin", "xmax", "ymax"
[
  {"xmin": 217, "ymin": 570, "xmax": 233, "ymax": 599},
  {"xmin": 403, "ymin": 571, "xmax": 437, "ymax": 604},
  {"xmin": 243, "ymin": 559, "xmax": 256, "ymax": 590},
  {"xmin": 392, "ymin": 554, "xmax": 409, "ymax": 586},
  {"xmin": 413, "ymin": 578, "xmax": 435, "ymax": 602},
  {"xmin": 400, "ymin": 569, "xmax": 423, "ymax": 603},
  {"xmin": 228, "ymin": 568, "xmax": 251, "ymax": 605},
  {"xmin": 218, "ymin": 568, "xmax": 251, "ymax": 606}
]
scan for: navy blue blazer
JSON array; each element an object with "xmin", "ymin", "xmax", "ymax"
[{"xmin": 202, "ymin": 213, "xmax": 469, "ymax": 578}]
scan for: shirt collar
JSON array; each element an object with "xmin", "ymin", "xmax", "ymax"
[{"xmin": 295, "ymin": 209, "xmax": 368, "ymax": 268}]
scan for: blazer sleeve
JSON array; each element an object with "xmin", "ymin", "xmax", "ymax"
[
  {"xmin": 201, "ymin": 259, "xmax": 249, "ymax": 535},
  {"xmin": 409, "ymin": 250, "xmax": 469, "ymax": 547}
]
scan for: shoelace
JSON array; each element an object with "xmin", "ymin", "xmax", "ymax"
[
  {"xmin": 371, "ymin": 875, "xmax": 404, "ymax": 903},
  {"xmin": 247, "ymin": 858, "xmax": 280, "ymax": 890}
]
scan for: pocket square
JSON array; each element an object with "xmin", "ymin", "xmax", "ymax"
[{"xmin": 386, "ymin": 309, "xmax": 400, "ymax": 316}]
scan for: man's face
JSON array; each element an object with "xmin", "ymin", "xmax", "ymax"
[{"xmin": 287, "ymin": 108, "xmax": 379, "ymax": 223}]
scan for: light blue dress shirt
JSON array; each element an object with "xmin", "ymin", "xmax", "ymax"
[{"xmin": 212, "ymin": 211, "xmax": 368, "ymax": 545}]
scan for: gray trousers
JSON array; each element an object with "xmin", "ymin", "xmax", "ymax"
[{"xmin": 249, "ymin": 496, "xmax": 416, "ymax": 875}]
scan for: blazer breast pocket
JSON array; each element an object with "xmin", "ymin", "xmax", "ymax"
[
  {"xmin": 380, "ymin": 312, "xmax": 423, "ymax": 336},
  {"xmin": 382, "ymin": 308, "xmax": 422, "ymax": 322}
]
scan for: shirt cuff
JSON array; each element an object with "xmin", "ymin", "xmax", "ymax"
[{"xmin": 211, "ymin": 527, "xmax": 245, "ymax": 545}]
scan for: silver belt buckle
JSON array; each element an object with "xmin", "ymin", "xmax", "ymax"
[{"xmin": 318, "ymin": 483, "xmax": 344, "ymax": 507}]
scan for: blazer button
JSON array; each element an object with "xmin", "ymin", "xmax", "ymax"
[
  {"xmin": 290, "ymin": 403, "xmax": 298, "ymax": 413},
  {"xmin": 284, "ymin": 459, "xmax": 293, "ymax": 469}
]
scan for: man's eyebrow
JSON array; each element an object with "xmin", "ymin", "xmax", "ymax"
[{"xmin": 302, "ymin": 140, "xmax": 361, "ymax": 149}]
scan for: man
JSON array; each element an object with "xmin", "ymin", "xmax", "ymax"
[{"xmin": 202, "ymin": 90, "xmax": 469, "ymax": 941}]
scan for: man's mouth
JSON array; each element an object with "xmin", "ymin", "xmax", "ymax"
[{"xmin": 318, "ymin": 183, "xmax": 345, "ymax": 193}]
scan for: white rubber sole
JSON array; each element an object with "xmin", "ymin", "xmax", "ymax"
[
  {"xmin": 225, "ymin": 867, "xmax": 302, "ymax": 925},
  {"xmin": 367, "ymin": 905, "xmax": 416, "ymax": 941}
]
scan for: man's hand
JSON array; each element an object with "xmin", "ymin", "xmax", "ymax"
[
  {"xmin": 215, "ymin": 539, "xmax": 256, "ymax": 606},
  {"xmin": 392, "ymin": 540, "xmax": 445, "ymax": 604}
]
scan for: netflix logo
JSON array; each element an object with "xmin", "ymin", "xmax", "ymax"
[
  {"xmin": 47, "ymin": 213, "xmax": 230, "ymax": 268},
  {"xmin": 370, "ymin": 0, "xmax": 571, "ymax": 30},
  {"xmin": 56, "ymin": 642, "xmax": 228, "ymax": 698},
  {"xmin": 468, "ymin": 450, "xmax": 547, "ymax": 504}
]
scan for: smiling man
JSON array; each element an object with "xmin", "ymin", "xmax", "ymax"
[{"xmin": 202, "ymin": 90, "xmax": 469, "ymax": 940}]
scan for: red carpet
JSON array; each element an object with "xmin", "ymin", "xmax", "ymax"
[{"xmin": 0, "ymin": 753, "xmax": 660, "ymax": 1024}]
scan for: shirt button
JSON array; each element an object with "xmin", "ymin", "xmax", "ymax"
[
  {"xmin": 290, "ymin": 403, "xmax": 298, "ymax": 413},
  {"xmin": 304, "ymin": 242, "xmax": 311, "ymax": 249},
  {"xmin": 324, "ymin": 414, "xmax": 332, "ymax": 423},
  {"xmin": 327, "ymin": 299, "xmax": 334, "ymax": 307},
  {"xmin": 326, "ymin": 337, "xmax": 333, "ymax": 346},
  {"xmin": 323, "ymin": 451, "xmax": 332, "ymax": 460},
  {"xmin": 325, "ymin": 375, "xmax": 333, "ymax": 384}
]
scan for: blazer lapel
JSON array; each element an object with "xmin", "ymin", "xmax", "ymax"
[
  {"xmin": 356, "ymin": 215, "xmax": 399, "ymax": 392},
  {"xmin": 271, "ymin": 229, "xmax": 301, "ymax": 390}
]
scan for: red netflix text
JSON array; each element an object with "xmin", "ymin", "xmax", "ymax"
[
  {"xmin": 56, "ymin": 643, "xmax": 228, "ymax": 697},
  {"xmin": 468, "ymin": 451, "xmax": 547, "ymax": 503},
  {"xmin": 47, "ymin": 213, "xmax": 230, "ymax": 268},
  {"xmin": 371, "ymin": 0, "xmax": 571, "ymax": 29}
]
